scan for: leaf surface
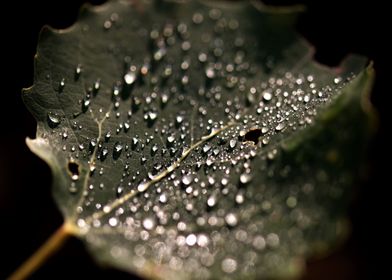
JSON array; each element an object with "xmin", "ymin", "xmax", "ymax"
[{"xmin": 23, "ymin": 1, "xmax": 374, "ymax": 278}]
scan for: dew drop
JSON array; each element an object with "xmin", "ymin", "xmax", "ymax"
[
  {"xmin": 108, "ymin": 217, "xmax": 118, "ymax": 227},
  {"xmin": 203, "ymin": 144, "xmax": 211, "ymax": 154},
  {"xmin": 205, "ymin": 66, "xmax": 215, "ymax": 79},
  {"xmin": 207, "ymin": 195, "xmax": 216, "ymax": 207},
  {"xmin": 181, "ymin": 174, "xmax": 193, "ymax": 186},
  {"xmin": 59, "ymin": 78, "xmax": 65, "ymax": 92},
  {"xmin": 159, "ymin": 193, "xmax": 167, "ymax": 203},
  {"xmin": 225, "ymin": 213, "xmax": 238, "ymax": 227},
  {"xmin": 240, "ymin": 173, "xmax": 252, "ymax": 184},
  {"xmin": 113, "ymin": 142, "xmax": 123, "ymax": 159},
  {"xmin": 186, "ymin": 234, "xmax": 197, "ymax": 246},
  {"xmin": 221, "ymin": 258, "xmax": 237, "ymax": 274},
  {"xmin": 229, "ymin": 139, "xmax": 237, "ymax": 149},
  {"xmin": 143, "ymin": 217, "xmax": 156, "ymax": 230},
  {"xmin": 75, "ymin": 64, "xmax": 82, "ymax": 80},
  {"xmin": 47, "ymin": 112, "xmax": 61, "ymax": 128},
  {"xmin": 116, "ymin": 185, "xmax": 124, "ymax": 197},
  {"xmin": 262, "ymin": 91, "xmax": 272, "ymax": 101},
  {"xmin": 275, "ymin": 122, "xmax": 286, "ymax": 131},
  {"xmin": 124, "ymin": 71, "xmax": 137, "ymax": 85}
]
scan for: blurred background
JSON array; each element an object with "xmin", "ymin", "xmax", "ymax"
[{"xmin": 1, "ymin": 0, "xmax": 387, "ymax": 279}]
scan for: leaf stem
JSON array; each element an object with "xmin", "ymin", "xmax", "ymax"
[{"xmin": 8, "ymin": 222, "xmax": 76, "ymax": 280}]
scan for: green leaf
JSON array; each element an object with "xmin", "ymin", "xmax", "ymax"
[{"xmin": 23, "ymin": 0, "xmax": 374, "ymax": 279}]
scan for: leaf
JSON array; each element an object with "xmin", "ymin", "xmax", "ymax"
[{"xmin": 23, "ymin": 0, "xmax": 374, "ymax": 279}]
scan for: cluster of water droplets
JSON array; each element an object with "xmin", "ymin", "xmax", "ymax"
[{"xmin": 40, "ymin": 2, "xmax": 355, "ymax": 278}]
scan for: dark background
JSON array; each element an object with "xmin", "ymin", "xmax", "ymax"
[{"xmin": 1, "ymin": 0, "xmax": 387, "ymax": 279}]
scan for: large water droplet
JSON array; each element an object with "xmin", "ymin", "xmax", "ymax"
[{"xmin": 47, "ymin": 112, "xmax": 61, "ymax": 128}]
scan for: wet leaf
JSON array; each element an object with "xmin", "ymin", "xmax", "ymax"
[{"xmin": 23, "ymin": 0, "xmax": 374, "ymax": 279}]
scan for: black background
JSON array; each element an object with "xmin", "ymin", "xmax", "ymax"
[{"xmin": 0, "ymin": 0, "xmax": 387, "ymax": 279}]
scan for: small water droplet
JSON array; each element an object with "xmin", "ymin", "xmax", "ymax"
[
  {"xmin": 105, "ymin": 131, "xmax": 111, "ymax": 141},
  {"xmin": 82, "ymin": 99, "xmax": 90, "ymax": 112},
  {"xmin": 101, "ymin": 147, "xmax": 109, "ymax": 159},
  {"xmin": 69, "ymin": 182, "xmax": 77, "ymax": 194},
  {"xmin": 132, "ymin": 137, "xmax": 139, "ymax": 149},
  {"xmin": 113, "ymin": 142, "xmax": 123, "ymax": 159},
  {"xmin": 75, "ymin": 64, "xmax": 82, "ymax": 80},
  {"xmin": 59, "ymin": 78, "xmax": 65, "ymax": 92},
  {"xmin": 94, "ymin": 79, "xmax": 101, "ymax": 92},
  {"xmin": 116, "ymin": 185, "xmax": 124, "ymax": 197},
  {"xmin": 151, "ymin": 144, "xmax": 159, "ymax": 155}
]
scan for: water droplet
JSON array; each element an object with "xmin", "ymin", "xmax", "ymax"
[
  {"xmin": 47, "ymin": 112, "xmax": 61, "ymax": 127},
  {"xmin": 235, "ymin": 191, "xmax": 245, "ymax": 204},
  {"xmin": 286, "ymin": 196, "xmax": 297, "ymax": 208},
  {"xmin": 176, "ymin": 115, "xmax": 184, "ymax": 126},
  {"xmin": 108, "ymin": 217, "xmax": 118, "ymax": 227},
  {"xmin": 101, "ymin": 147, "xmax": 109, "ymax": 159},
  {"xmin": 186, "ymin": 234, "xmax": 197, "ymax": 246},
  {"xmin": 75, "ymin": 64, "xmax": 82, "ymax": 80},
  {"xmin": 116, "ymin": 185, "xmax": 124, "ymax": 197},
  {"xmin": 221, "ymin": 258, "xmax": 237, "ymax": 274},
  {"xmin": 262, "ymin": 91, "xmax": 272, "ymax": 101},
  {"xmin": 143, "ymin": 217, "xmax": 156, "ymax": 230},
  {"xmin": 167, "ymin": 135, "xmax": 175, "ymax": 145},
  {"xmin": 207, "ymin": 195, "xmax": 216, "ymax": 207},
  {"xmin": 138, "ymin": 181, "xmax": 148, "ymax": 192},
  {"xmin": 132, "ymin": 137, "xmax": 139, "ymax": 149},
  {"xmin": 113, "ymin": 142, "xmax": 123, "ymax": 159},
  {"xmin": 181, "ymin": 175, "xmax": 193, "ymax": 186},
  {"xmin": 151, "ymin": 144, "xmax": 158, "ymax": 155},
  {"xmin": 105, "ymin": 131, "xmax": 111, "ymax": 141},
  {"xmin": 94, "ymin": 79, "xmax": 101, "ymax": 92},
  {"xmin": 69, "ymin": 183, "xmax": 77, "ymax": 194},
  {"xmin": 153, "ymin": 47, "xmax": 166, "ymax": 61},
  {"xmin": 240, "ymin": 173, "xmax": 252, "ymax": 184},
  {"xmin": 225, "ymin": 213, "xmax": 238, "ymax": 227},
  {"xmin": 205, "ymin": 66, "xmax": 215, "ymax": 79},
  {"xmin": 275, "ymin": 122, "xmax": 286, "ymax": 131},
  {"xmin": 82, "ymin": 99, "xmax": 90, "ymax": 111},
  {"xmin": 124, "ymin": 71, "xmax": 137, "ymax": 85},
  {"xmin": 229, "ymin": 139, "xmax": 237, "ymax": 149},
  {"xmin": 159, "ymin": 193, "xmax": 167, "ymax": 203},
  {"xmin": 197, "ymin": 234, "xmax": 209, "ymax": 247},
  {"xmin": 192, "ymin": 12, "xmax": 204, "ymax": 24},
  {"xmin": 252, "ymin": 236, "xmax": 266, "ymax": 250},
  {"xmin": 59, "ymin": 78, "xmax": 65, "ymax": 92},
  {"xmin": 203, "ymin": 144, "xmax": 211, "ymax": 154}
]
